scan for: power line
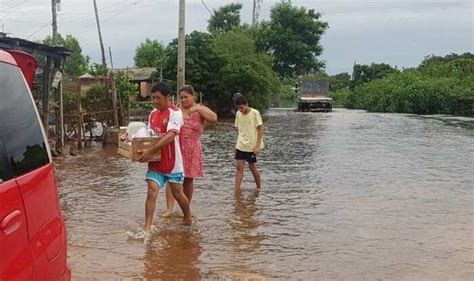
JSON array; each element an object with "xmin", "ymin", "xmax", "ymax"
[
  {"xmin": 74, "ymin": 2, "xmax": 149, "ymax": 34},
  {"xmin": 1, "ymin": 18, "xmax": 47, "ymax": 25},
  {"xmin": 0, "ymin": 0, "xmax": 27, "ymax": 12},
  {"xmin": 0, "ymin": 1, "xmax": 141, "ymax": 15},
  {"xmin": 201, "ymin": 0, "xmax": 212, "ymax": 15},
  {"xmin": 77, "ymin": 7, "xmax": 133, "ymax": 32},
  {"xmin": 58, "ymin": 2, "xmax": 137, "ymax": 26},
  {"xmin": 26, "ymin": 20, "xmax": 52, "ymax": 39}
]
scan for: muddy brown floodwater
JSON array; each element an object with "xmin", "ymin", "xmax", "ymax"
[{"xmin": 55, "ymin": 109, "xmax": 474, "ymax": 280}]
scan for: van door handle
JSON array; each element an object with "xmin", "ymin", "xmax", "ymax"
[{"xmin": 1, "ymin": 210, "xmax": 22, "ymax": 235}]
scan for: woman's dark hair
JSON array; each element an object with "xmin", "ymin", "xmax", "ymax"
[
  {"xmin": 178, "ymin": 85, "xmax": 195, "ymax": 96},
  {"xmin": 151, "ymin": 81, "xmax": 172, "ymax": 96},
  {"xmin": 235, "ymin": 95, "xmax": 248, "ymax": 106}
]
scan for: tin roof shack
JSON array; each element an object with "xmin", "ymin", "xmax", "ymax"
[
  {"xmin": 297, "ymin": 79, "xmax": 333, "ymax": 112},
  {"xmin": 111, "ymin": 67, "xmax": 156, "ymax": 101},
  {"xmin": 77, "ymin": 68, "xmax": 155, "ymax": 97},
  {"xmin": 75, "ymin": 67, "xmax": 156, "ymax": 129},
  {"xmin": 76, "ymin": 73, "xmax": 101, "ymax": 92}
]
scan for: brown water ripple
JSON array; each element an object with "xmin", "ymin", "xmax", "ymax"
[{"xmin": 56, "ymin": 109, "xmax": 474, "ymax": 280}]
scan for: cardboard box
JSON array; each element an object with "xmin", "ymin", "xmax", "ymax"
[{"xmin": 117, "ymin": 137, "xmax": 161, "ymax": 162}]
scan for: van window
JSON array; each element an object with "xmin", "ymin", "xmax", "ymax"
[
  {"xmin": 0, "ymin": 63, "xmax": 49, "ymax": 179},
  {"xmin": 0, "ymin": 136, "xmax": 9, "ymax": 182}
]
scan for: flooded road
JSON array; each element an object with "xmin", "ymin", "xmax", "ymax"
[{"xmin": 55, "ymin": 109, "xmax": 474, "ymax": 280}]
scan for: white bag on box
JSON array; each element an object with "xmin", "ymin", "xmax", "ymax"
[
  {"xmin": 135, "ymin": 127, "xmax": 150, "ymax": 138},
  {"xmin": 125, "ymin": 122, "xmax": 153, "ymax": 142}
]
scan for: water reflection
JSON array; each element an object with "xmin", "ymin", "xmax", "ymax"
[
  {"xmin": 231, "ymin": 189, "xmax": 265, "ymax": 254},
  {"xmin": 143, "ymin": 227, "xmax": 202, "ymax": 280}
]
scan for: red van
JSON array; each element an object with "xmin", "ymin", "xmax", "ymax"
[{"xmin": 0, "ymin": 50, "xmax": 70, "ymax": 280}]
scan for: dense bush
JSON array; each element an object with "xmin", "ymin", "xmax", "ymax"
[{"xmin": 333, "ymin": 54, "xmax": 474, "ymax": 116}]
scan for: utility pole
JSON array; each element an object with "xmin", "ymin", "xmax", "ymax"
[
  {"xmin": 252, "ymin": 0, "xmax": 263, "ymax": 26},
  {"xmin": 51, "ymin": 0, "xmax": 58, "ymax": 44},
  {"xmin": 93, "ymin": 0, "xmax": 107, "ymax": 68},
  {"xmin": 252, "ymin": 0, "xmax": 256, "ymax": 26},
  {"xmin": 177, "ymin": 0, "xmax": 185, "ymax": 91},
  {"xmin": 110, "ymin": 71, "xmax": 119, "ymax": 126},
  {"xmin": 108, "ymin": 46, "xmax": 119, "ymax": 126},
  {"xmin": 108, "ymin": 46, "xmax": 114, "ymax": 70},
  {"xmin": 43, "ymin": 0, "xmax": 59, "ymax": 133},
  {"xmin": 93, "ymin": 0, "xmax": 116, "ymax": 126}
]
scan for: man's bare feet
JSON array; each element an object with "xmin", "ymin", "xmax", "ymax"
[
  {"xmin": 183, "ymin": 217, "xmax": 194, "ymax": 225},
  {"xmin": 162, "ymin": 210, "xmax": 172, "ymax": 217}
]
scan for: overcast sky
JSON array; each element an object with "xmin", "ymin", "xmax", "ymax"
[{"xmin": 1, "ymin": 0, "xmax": 472, "ymax": 74}]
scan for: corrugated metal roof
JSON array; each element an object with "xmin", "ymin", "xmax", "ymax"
[
  {"xmin": 78, "ymin": 73, "xmax": 95, "ymax": 79},
  {"xmin": 0, "ymin": 34, "xmax": 70, "ymax": 59},
  {"xmin": 112, "ymin": 67, "xmax": 155, "ymax": 81}
]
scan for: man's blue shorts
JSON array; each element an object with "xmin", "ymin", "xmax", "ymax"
[{"xmin": 145, "ymin": 171, "xmax": 184, "ymax": 188}]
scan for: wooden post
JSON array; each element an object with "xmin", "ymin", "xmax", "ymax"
[
  {"xmin": 108, "ymin": 47, "xmax": 122, "ymax": 126},
  {"xmin": 59, "ymin": 76, "xmax": 64, "ymax": 149},
  {"xmin": 51, "ymin": 0, "xmax": 60, "ymax": 149},
  {"xmin": 126, "ymin": 68, "xmax": 130, "ymax": 125},
  {"xmin": 110, "ymin": 72, "xmax": 119, "ymax": 126},
  {"xmin": 127, "ymin": 98, "xmax": 130, "ymax": 125},
  {"xmin": 52, "ymin": 71, "xmax": 61, "ymax": 150},
  {"xmin": 177, "ymin": 0, "xmax": 185, "ymax": 91},
  {"xmin": 42, "ymin": 57, "xmax": 52, "ymax": 131},
  {"xmin": 53, "ymin": 62, "xmax": 65, "ymax": 150},
  {"xmin": 76, "ymin": 79, "xmax": 83, "ymax": 149}
]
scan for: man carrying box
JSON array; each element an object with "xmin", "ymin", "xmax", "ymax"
[{"xmin": 138, "ymin": 82, "xmax": 193, "ymax": 237}]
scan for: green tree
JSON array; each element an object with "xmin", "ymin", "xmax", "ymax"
[
  {"xmin": 88, "ymin": 63, "xmax": 107, "ymax": 77},
  {"xmin": 212, "ymin": 29, "xmax": 281, "ymax": 111},
  {"xmin": 256, "ymin": 1, "xmax": 329, "ymax": 78},
  {"xmin": 134, "ymin": 39, "xmax": 166, "ymax": 68},
  {"xmin": 163, "ymin": 30, "xmax": 280, "ymax": 114},
  {"xmin": 115, "ymin": 71, "xmax": 140, "ymax": 123},
  {"xmin": 330, "ymin": 88, "xmax": 353, "ymax": 108},
  {"xmin": 329, "ymin": 72, "xmax": 351, "ymax": 92},
  {"xmin": 419, "ymin": 52, "xmax": 474, "ymax": 68},
  {"xmin": 418, "ymin": 53, "xmax": 474, "ymax": 79},
  {"xmin": 330, "ymin": 53, "xmax": 474, "ymax": 116},
  {"xmin": 115, "ymin": 71, "xmax": 139, "ymax": 104},
  {"xmin": 348, "ymin": 55, "xmax": 474, "ymax": 116},
  {"xmin": 163, "ymin": 31, "xmax": 224, "ymax": 96},
  {"xmin": 43, "ymin": 34, "xmax": 89, "ymax": 76},
  {"xmin": 350, "ymin": 63, "xmax": 398, "ymax": 90},
  {"xmin": 82, "ymin": 84, "xmax": 114, "ymax": 131},
  {"xmin": 208, "ymin": 3, "xmax": 243, "ymax": 34}
]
